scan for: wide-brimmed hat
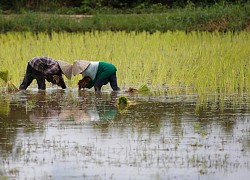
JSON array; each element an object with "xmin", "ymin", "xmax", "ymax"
[
  {"xmin": 72, "ymin": 60, "xmax": 91, "ymax": 76},
  {"xmin": 57, "ymin": 60, "xmax": 72, "ymax": 80}
]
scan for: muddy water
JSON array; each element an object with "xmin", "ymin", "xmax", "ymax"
[{"xmin": 0, "ymin": 89, "xmax": 250, "ymax": 180}]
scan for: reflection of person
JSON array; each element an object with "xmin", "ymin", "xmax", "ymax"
[
  {"xmin": 59, "ymin": 106, "xmax": 117, "ymax": 123},
  {"xmin": 96, "ymin": 105, "xmax": 117, "ymax": 121},
  {"xmin": 19, "ymin": 56, "xmax": 72, "ymax": 90},
  {"xmin": 72, "ymin": 60, "xmax": 120, "ymax": 92}
]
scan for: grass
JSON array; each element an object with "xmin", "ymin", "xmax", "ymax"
[{"xmin": 0, "ymin": 3, "xmax": 249, "ymax": 33}]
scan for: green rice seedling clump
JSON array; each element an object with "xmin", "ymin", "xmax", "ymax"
[
  {"xmin": 117, "ymin": 96, "xmax": 128, "ymax": 106},
  {"xmin": 0, "ymin": 71, "xmax": 8, "ymax": 83},
  {"xmin": 117, "ymin": 96, "xmax": 128, "ymax": 110},
  {"xmin": 138, "ymin": 85, "xmax": 150, "ymax": 92}
]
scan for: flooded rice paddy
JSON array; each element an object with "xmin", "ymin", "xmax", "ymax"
[{"xmin": 0, "ymin": 89, "xmax": 250, "ymax": 180}]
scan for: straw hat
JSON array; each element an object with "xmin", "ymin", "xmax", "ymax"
[
  {"xmin": 72, "ymin": 60, "xmax": 91, "ymax": 76},
  {"xmin": 57, "ymin": 60, "xmax": 73, "ymax": 80}
]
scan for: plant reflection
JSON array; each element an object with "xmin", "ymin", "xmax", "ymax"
[{"xmin": 0, "ymin": 90, "xmax": 250, "ymax": 180}]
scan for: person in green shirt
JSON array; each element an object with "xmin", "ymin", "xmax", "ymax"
[{"xmin": 72, "ymin": 60, "xmax": 120, "ymax": 92}]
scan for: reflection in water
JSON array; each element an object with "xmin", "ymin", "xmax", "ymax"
[{"xmin": 0, "ymin": 90, "xmax": 250, "ymax": 179}]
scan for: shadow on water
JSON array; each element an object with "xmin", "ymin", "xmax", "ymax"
[{"xmin": 0, "ymin": 89, "xmax": 250, "ymax": 179}]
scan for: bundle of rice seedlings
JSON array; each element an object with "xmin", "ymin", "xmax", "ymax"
[{"xmin": 0, "ymin": 70, "xmax": 18, "ymax": 92}]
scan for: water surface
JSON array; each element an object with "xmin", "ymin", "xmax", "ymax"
[{"xmin": 0, "ymin": 89, "xmax": 250, "ymax": 179}]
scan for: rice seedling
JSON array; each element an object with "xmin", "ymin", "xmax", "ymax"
[
  {"xmin": 0, "ymin": 70, "xmax": 18, "ymax": 92},
  {"xmin": 138, "ymin": 85, "xmax": 150, "ymax": 93},
  {"xmin": 0, "ymin": 99, "xmax": 10, "ymax": 116},
  {"xmin": 0, "ymin": 31, "xmax": 249, "ymax": 105},
  {"xmin": 117, "ymin": 96, "xmax": 128, "ymax": 106},
  {"xmin": 117, "ymin": 96, "xmax": 128, "ymax": 110}
]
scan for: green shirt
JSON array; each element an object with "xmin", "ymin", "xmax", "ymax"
[{"xmin": 86, "ymin": 62, "xmax": 117, "ymax": 89}]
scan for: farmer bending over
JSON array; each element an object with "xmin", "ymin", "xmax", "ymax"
[
  {"xmin": 73, "ymin": 60, "xmax": 120, "ymax": 92},
  {"xmin": 19, "ymin": 56, "xmax": 72, "ymax": 90}
]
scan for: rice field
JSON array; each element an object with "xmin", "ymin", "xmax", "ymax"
[
  {"xmin": 0, "ymin": 31, "xmax": 249, "ymax": 99},
  {"xmin": 0, "ymin": 31, "xmax": 250, "ymax": 179}
]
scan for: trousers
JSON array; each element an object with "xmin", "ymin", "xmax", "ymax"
[
  {"xmin": 94, "ymin": 73, "xmax": 120, "ymax": 91},
  {"xmin": 19, "ymin": 63, "xmax": 46, "ymax": 90}
]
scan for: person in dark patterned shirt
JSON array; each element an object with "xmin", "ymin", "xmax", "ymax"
[{"xmin": 19, "ymin": 56, "xmax": 72, "ymax": 90}]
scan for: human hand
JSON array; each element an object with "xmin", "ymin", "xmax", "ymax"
[
  {"xmin": 78, "ymin": 76, "xmax": 91, "ymax": 90},
  {"xmin": 52, "ymin": 75, "xmax": 60, "ymax": 84},
  {"xmin": 52, "ymin": 75, "xmax": 66, "ymax": 89}
]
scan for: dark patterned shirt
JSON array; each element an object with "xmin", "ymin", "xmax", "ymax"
[{"xmin": 28, "ymin": 56, "xmax": 61, "ymax": 76}]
